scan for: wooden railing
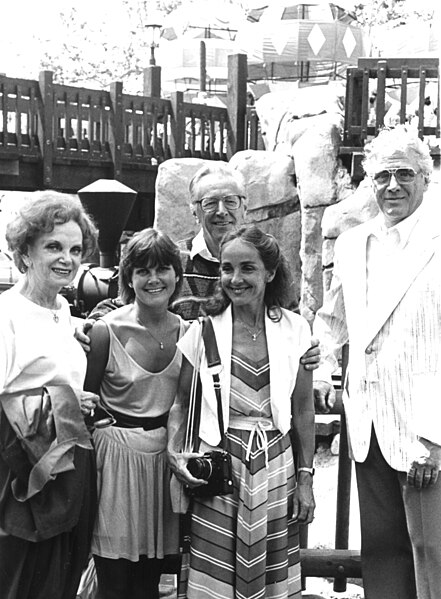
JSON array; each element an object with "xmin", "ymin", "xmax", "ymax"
[
  {"xmin": 300, "ymin": 345, "xmax": 361, "ymax": 592},
  {"xmin": 340, "ymin": 57, "xmax": 440, "ymax": 180},
  {"xmin": 0, "ymin": 55, "xmax": 255, "ymax": 197}
]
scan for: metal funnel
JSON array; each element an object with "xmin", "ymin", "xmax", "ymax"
[{"xmin": 78, "ymin": 179, "xmax": 137, "ymax": 267}]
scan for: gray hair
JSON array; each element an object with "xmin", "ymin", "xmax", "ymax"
[
  {"xmin": 363, "ymin": 125, "xmax": 433, "ymax": 183},
  {"xmin": 189, "ymin": 162, "xmax": 247, "ymax": 204}
]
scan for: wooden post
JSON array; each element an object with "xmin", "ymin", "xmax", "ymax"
[
  {"xmin": 170, "ymin": 91, "xmax": 185, "ymax": 158},
  {"xmin": 143, "ymin": 66, "xmax": 161, "ymax": 98},
  {"xmin": 200, "ymin": 41, "xmax": 207, "ymax": 92},
  {"xmin": 226, "ymin": 54, "xmax": 247, "ymax": 159},
  {"xmin": 109, "ymin": 81, "xmax": 123, "ymax": 181},
  {"xmin": 38, "ymin": 71, "xmax": 54, "ymax": 189},
  {"xmin": 333, "ymin": 343, "xmax": 351, "ymax": 593}
]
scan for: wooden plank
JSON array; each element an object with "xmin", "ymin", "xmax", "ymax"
[
  {"xmin": 400, "ymin": 67, "xmax": 408, "ymax": 124},
  {"xmin": 417, "ymin": 66, "xmax": 427, "ymax": 139},
  {"xmin": 375, "ymin": 60, "xmax": 387, "ymax": 130},
  {"xmin": 109, "ymin": 81, "xmax": 123, "ymax": 180},
  {"xmin": 38, "ymin": 71, "xmax": 54, "ymax": 188},
  {"xmin": 226, "ymin": 53, "xmax": 247, "ymax": 158},
  {"xmin": 358, "ymin": 57, "xmax": 438, "ymax": 73},
  {"xmin": 300, "ymin": 549, "xmax": 361, "ymax": 578}
]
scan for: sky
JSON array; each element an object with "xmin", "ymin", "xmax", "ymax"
[{"xmin": 1, "ymin": 0, "xmax": 439, "ymax": 80}]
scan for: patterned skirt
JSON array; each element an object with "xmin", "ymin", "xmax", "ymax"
[{"xmin": 178, "ymin": 428, "xmax": 301, "ymax": 599}]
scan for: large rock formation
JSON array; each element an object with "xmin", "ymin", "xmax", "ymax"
[
  {"xmin": 154, "ymin": 150, "xmax": 303, "ymax": 304},
  {"xmin": 254, "ymin": 82, "xmax": 347, "ymax": 322},
  {"xmin": 155, "ymin": 81, "xmax": 355, "ymax": 321}
]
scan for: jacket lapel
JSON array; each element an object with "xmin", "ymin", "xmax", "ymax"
[{"xmin": 363, "ymin": 215, "xmax": 439, "ymax": 347}]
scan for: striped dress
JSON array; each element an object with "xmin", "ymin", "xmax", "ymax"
[{"xmin": 179, "ymin": 347, "xmax": 301, "ymax": 599}]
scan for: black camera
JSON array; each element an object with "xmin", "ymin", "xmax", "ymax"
[{"xmin": 186, "ymin": 450, "xmax": 234, "ymax": 498}]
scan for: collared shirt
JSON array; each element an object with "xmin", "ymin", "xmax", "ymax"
[
  {"xmin": 366, "ymin": 205, "xmax": 423, "ymax": 315},
  {"xmin": 189, "ymin": 229, "xmax": 219, "ymax": 263}
]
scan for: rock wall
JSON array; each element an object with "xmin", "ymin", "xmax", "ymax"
[
  {"xmin": 155, "ymin": 81, "xmax": 354, "ymax": 322},
  {"xmin": 154, "ymin": 150, "xmax": 303, "ymax": 305}
]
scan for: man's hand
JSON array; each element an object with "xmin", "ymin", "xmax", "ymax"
[
  {"xmin": 300, "ymin": 337, "xmax": 321, "ymax": 371},
  {"xmin": 407, "ymin": 438, "xmax": 441, "ymax": 489},
  {"xmin": 313, "ymin": 380, "xmax": 336, "ymax": 414},
  {"xmin": 74, "ymin": 319, "xmax": 94, "ymax": 353}
]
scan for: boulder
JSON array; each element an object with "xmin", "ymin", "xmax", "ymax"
[
  {"xmin": 154, "ymin": 158, "xmax": 207, "ymax": 241},
  {"xmin": 255, "ymin": 81, "xmax": 345, "ymax": 152},
  {"xmin": 321, "ymin": 179, "xmax": 378, "ymax": 240}
]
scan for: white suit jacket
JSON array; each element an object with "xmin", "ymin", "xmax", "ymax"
[
  {"xmin": 178, "ymin": 305, "xmax": 311, "ymax": 447},
  {"xmin": 314, "ymin": 199, "xmax": 441, "ymax": 471}
]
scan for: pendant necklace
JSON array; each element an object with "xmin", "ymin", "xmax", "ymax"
[
  {"xmin": 136, "ymin": 316, "xmax": 166, "ymax": 350},
  {"xmin": 51, "ymin": 311, "xmax": 59, "ymax": 323},
  {"xmin": 237, "ymin": 319, "xmax": 263, "ymax": 342}
]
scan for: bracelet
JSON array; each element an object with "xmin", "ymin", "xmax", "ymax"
[{"xmin": 298, "ymin": 467, "xmax": 315, "ymax": 476}]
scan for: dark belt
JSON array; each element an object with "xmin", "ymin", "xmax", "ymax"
[{"xmin": 109, "ymin": 409, "xmax": 169, "ymax": 431}]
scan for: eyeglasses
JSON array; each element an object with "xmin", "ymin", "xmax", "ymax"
[
  {"xmin": 197, "ymin": 195, "xmax": 244, "ymax": 213},
  {"xmin": 373, "ymin": 168, "xmax": 418, "ymax": 186}
]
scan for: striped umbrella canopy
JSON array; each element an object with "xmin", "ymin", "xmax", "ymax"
[{"xmin": 236, "ymin": 1, "xmax": 369, "ymax": 81}]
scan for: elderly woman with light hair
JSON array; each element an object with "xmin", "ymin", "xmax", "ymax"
[{"xmin": 0, "ymin": 191, "xmax": 99, "ymax": 599}]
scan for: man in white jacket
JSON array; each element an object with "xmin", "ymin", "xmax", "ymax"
[{"xmin": 313, "ymin": 125, "xmax": 441, "ymax": 599}]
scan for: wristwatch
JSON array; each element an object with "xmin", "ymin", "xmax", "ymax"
[{"xmin": 297, "ymin": 467, "xmax": 315, "ymax": 476}]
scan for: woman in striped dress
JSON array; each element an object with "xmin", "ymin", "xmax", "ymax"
[{"xmin": 168, "ymin": 224, "xmax": 316, "ymax": 599}]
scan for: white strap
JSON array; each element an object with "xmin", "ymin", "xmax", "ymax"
[{"xmin": 229, "ymin": 416, "xmax": 277, "ymax": 468}]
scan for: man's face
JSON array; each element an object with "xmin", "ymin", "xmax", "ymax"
[
  {"xmin": 193, "ymin": 173, "xmax": 246, "ymax": 258},
  {"xmin": 372, "ymin": 151, "xmax": 428, "ymax": 228}
]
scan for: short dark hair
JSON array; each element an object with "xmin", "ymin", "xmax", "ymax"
[
  {"xmin": 6, "ymin": 191, "xmax": 98, "ymax": 273},
  {"xmin": 206, "ymin": 224, "xmax": 292, "ymax": 321},
  {"xmin": 118, "ymin": 228, "xmax": 183, "ymax": 304}
]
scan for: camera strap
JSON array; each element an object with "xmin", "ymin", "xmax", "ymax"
[
  {"xmin": 202, "ymin": 317, "xmax": 225, "ymax": 446},
  {"xmin": 186, "ymin": 317, "xmax": 225, "ymax": 452}
]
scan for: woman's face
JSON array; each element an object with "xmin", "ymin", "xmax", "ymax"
[
  {"xmin": 131, "ymin": 263, "xmax": 179, "ymax": 309},
  {"xmin": 26, "ymin": 220, "xmax": 83, "ymax": 294},
  {"xmin": 220, "ymin": 238, "xmax": 274, "ymax": 312}
]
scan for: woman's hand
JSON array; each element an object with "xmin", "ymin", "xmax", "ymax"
[
  {"xmin": 167, "ymin": 448, "xmax": 208, "ymax": 489},
  {"xmin": 292, "ymin": 473, "xmax": 315, "ymax": 524},
  {"xmin": 78, "ymin": 390, "xmax": 100, "ymax": 417}
]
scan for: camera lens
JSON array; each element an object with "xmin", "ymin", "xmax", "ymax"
[{"xmin": 187, "ymin": 457, "xmax": 212, "ymax": 480}]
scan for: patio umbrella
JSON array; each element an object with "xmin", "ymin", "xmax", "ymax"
[{"xmin": 236, "ymin": 1, "xmax": 369, "ymax": 81}]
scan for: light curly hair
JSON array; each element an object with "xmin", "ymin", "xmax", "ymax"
[
  {"xmin": 6, "ymin": 191, "xmax": 98, "ymax": 273},
  {"xmin": 363, "ymin": 125, "xmax": 433, "ymax": 184}
]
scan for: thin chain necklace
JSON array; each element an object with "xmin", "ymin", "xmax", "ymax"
[
  {"xmin": 136, "ymin": 316, "xmax": 166, "ymax": 350},
  {"xmin": 20, "ymin": 289, "xmax": 60, "ymax": 323},
  {"xmin": 237, "ymin": 319, "xmax": 264, "ymax": 342}
]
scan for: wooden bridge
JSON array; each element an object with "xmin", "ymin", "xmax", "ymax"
[
  {"xmin": 1, "ymin": 54, "xmax": 440, "ymax": 594},
  {"xmin": 0, "ymin": 54, "xmax": 260, "ymax": 229}
]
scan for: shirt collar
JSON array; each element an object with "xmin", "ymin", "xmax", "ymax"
[
  {"xmin": 369, "ymin": 202, "xmax": 424, "ymax": 249},
  {"xmin": 190, "ymin": 229, "xmax": 219, "ymax": 263}
]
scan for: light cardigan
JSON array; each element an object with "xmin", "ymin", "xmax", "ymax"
[{"xmin": 177, "ymin": 305, "xmax": 311, "ymax": 446}]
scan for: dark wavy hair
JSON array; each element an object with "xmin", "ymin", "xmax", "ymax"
[
  {"xmin": 205, "ymin": 224, "xmax": 293, "ymax": 321},
  {"xmin": 6, "ymin": 191, "xmax": 98, "ymax": 273},
  {"xmin": 118, "ymin": 228, "xmax": 183, "ymax": 304}
]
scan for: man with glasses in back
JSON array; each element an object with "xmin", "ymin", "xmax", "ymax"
[
  {"xmin": 78, "ymin": 162, "xmax": 319, "ymax": 367},
  {"xmin": 313, "ymin": 125, "xmax": 441, "ymax": 599}
]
